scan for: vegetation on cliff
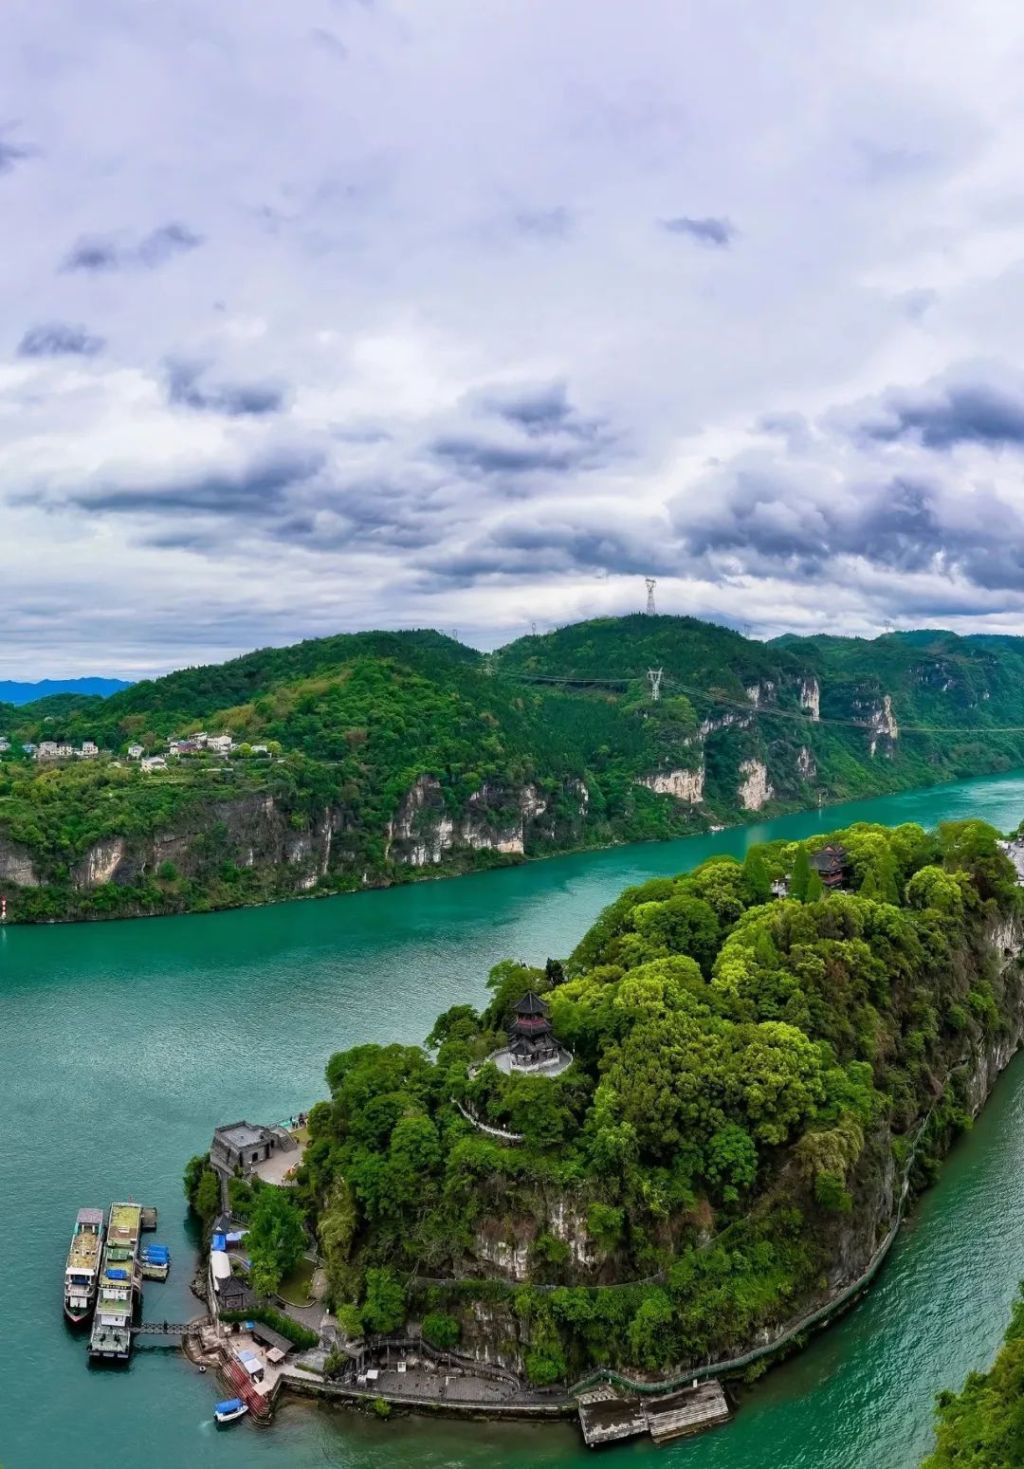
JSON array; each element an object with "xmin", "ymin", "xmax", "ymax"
[
  {"xmin": 284, "ymin": 817, "xmax": 1021, "ymax": 1383},
  {"xmin": 7, "ymin": 615, "xmax": 1024, "ymax": 921},
  {"xmin": 921, "ymin": 1286, "xmax": 1024, "ymax": 1467}
]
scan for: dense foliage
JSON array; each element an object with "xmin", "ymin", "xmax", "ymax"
[
  {"xmin": 292, "ymin": 817, "xmax": 1022, "ymax": 1382},
  {"xmin": 8, "ymin": 615, "xmax": 1024, "ymax": 923},
  {"xmin": 922, "ymin": 1286, "xmax": 1024, "ymax": 1468}
]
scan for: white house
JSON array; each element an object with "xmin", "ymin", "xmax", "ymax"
[
  {"xmin": 127, "ymin": 744, "xmax": 144, "ymax": 760},
  {"xmin": 140, "ymin": 756, "xmax": 167, "ymax": 773},
  {"xmin": 79, "ymin": 741, "xmax": 99, "ymax": 758},
  {"xmin": 207, "ymin": 734, "xmax": 233, "ymax": 755},
  {"xmin": 0, "ymin": 737, "xmax": 10, "ymax": 753}
]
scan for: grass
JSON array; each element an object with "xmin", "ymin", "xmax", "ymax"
[{"xmin": 278, "ymin": 1256, "xmax": 316, "ymax": 1306}]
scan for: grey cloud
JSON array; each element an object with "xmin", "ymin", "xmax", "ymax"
[
  {"xmin": 431, "ymin": 380, "xmax": 618, "ymax": 480},
  {"xmin": 64, "ymin": 446, "xmax": 324, "ymax": 517},
  {"xmin": 61, "ymin": 222, "xmax": 203, "ymax": 272},
  {"xmin": 17, "ymin": 322, "xmax": 105, "ymax": 357},
  {"xmin": 842, "ymin": 370, "xmax": 1024, "ymax": 450},
  {"xmin": 481, "ymin": 381, "xmax": 574, "ymax": 433},
  {"xmin": 514, "ymin": 207, "xmax": 574, "ymax": 239},
  {"xmin": 661, "ymin": 215, "xmax": 735, "ymax": 247},
  {"xmin": 0, "ymin": 131, "xmax": 34, "ymax": 175},
  {"xmin": 165, "ymin": 360, "xmax": 285, "ymax": 417}
]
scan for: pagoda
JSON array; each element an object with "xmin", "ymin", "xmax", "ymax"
[{"xmin": 507, "ymin": 991, "xmax": 560, "ymax": 1070}]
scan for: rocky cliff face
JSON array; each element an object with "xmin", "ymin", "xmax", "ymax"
[
  {"xmin": 0, "ymin": 837, "xmax": 40, "ymax": 888},
  {"xmin": 738, "ymin": 758, "xmax": 774, "ymax": 811},
  {"xmin": 637, "ymin": 766, "xmax": 705, "ymax": 803}
]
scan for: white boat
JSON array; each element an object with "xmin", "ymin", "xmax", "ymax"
[{"xmin": 214, "ymin": 1397, "xmax": 248, "ymax": 1425}]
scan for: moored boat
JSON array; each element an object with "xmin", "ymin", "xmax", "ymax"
[
  {"xmin": 214, "ymin": 1398, "xmax": 248, "ymax": 1425},
  {"xmin": 89, "ymin": 1201, "xmax": 142, "ymax": 1361},
  {"xmin": 64, "ymin": 1208, "xmax": 105, "ymax": 1325},
  {"xmin": 140, "ymin": 1243, "xmax": 170, "ymax": 1280}
]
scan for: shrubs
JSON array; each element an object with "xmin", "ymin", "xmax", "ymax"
[{"xmin": 219, "ymin": 1307, "xmax": 318, "ymax": 1349}]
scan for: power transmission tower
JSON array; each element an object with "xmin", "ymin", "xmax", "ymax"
[
  {"xmin": 645, "ymin": 577, "xmax": 657, "ymax": 615},
  {"xmin": 647, "ymin": 667, "xmax": 664, "ymax": 702},
  {"xmin": 530, "ymin": 621, "xmax": 537, "ymax": 637}
]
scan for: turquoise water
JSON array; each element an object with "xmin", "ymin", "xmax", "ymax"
[{"xmin": 4, "ymin": 771, "xmax": 1024, "ymax": 1469}]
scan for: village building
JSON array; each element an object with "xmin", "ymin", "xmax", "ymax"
[
  {"xmin": 127, "ymin": 744, "xmax": 144, "ymax": 759},
  {"xmin": 206, "ymin": 733, "xmax": 234, "ymax": 755},
  {"xmin": 0, "ymin": 737, "xmax": 9, "ymax": 753},
  {"xmin": 140, "ymin": 755, "xmax": 167, "ymax": 772},
  {"xmin": 79, "ymin": 741, "xmax": 99, "ymax": 758}
]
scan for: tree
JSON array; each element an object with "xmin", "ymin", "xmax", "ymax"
[
  {"xmin": 361, "ymin": 1267, "xmax": 406, "ymax": 1334},
  {"xmin": 743, "ymin": 847, "xmax": 773, "ymax": 905},
  {"xmin": 805, "ymin": 868, "xmax": 825, "ymax": 903},
  {"xmin": 790, "ymin": 845, "xmax": 811, "ymax": 902},
  {"xmin": 246, "ymin": 1188, "xmax": 306, "ymax": 1294}
]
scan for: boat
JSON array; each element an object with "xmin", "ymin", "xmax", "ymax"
[
  {"xmin": 88, "ymin": 1202, "xmax": 142, "ymax": 1361},
  {"xmin": 140, "ymin": 1243, "xmax": 170, "ymax": 1280},
  {"xmin": 214, "ymin": 1398, "xmax": 249, "ymax": 1425},
  {"xmin": 64, "ymin": 1208, "xmax": 105, "ymax": 1325}
]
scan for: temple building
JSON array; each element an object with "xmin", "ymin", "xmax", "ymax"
[
  {"xmin": 507, "ymin": 991, "xmax": 561, "ymax": 1070},
  {"xmin": 810, "ymin": 843, "xmax": 849, "ymax": 889}
]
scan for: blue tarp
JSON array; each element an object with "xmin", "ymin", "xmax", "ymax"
[
  {"xmin": 143, "ymin": 1246, "xmax": 169, "ymax": 1259},
  {"xmin": 107, "ymin": 1268, "xmax": 128, "ymax": 1280},
  {"xmin": 211, "ymin": 1232, "xmax": 227, "ymax": 1251},
  {"xmin": 215, "ymin": 1399, "xmax": 243, "ymax": 1414}
]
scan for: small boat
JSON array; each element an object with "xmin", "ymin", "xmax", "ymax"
[
  {"xmin": 64, "ymin": 1208, "xmax": 105, "ymax": 1325},
  {"xmin": 140, "ymin": 1243, "xmax": 170, "ymax": 1280},
  {"xmin": 214, "ymin": 1398, "xmax": 249, "ymax": 1425}
]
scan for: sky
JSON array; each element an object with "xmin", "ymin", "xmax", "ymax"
[{"xmin": 6, "ymin": 1, "xmax": 1024, "ymax": 676}]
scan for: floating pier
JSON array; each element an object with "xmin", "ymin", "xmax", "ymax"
[{"xmin": 577, "ymin": 1380, "xmax": 729, "ymax": 1449}]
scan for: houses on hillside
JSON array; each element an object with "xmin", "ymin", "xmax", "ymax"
[{"xmin": 35, "ymin": 739, "xmax": 100, "ymax": 761}]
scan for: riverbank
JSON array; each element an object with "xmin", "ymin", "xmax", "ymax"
[
  {"xmin": 6, "ymin": 762, "xmax": 1024, "ymax": 930},
  {"xmin": 10, "ymin": 770, "xmax": 1024, "ymax": 1469}
]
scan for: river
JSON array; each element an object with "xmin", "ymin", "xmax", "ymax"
[{"xmin": 4, "ymin": 770, "xmax": 1024, "ymax": 1469}]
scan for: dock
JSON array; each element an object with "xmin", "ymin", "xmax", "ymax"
[{"xmin": 577, "ymin": 1380, "xmax": 729, "ymax": 1448}]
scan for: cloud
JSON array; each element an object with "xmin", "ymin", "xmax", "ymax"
[
  {"xmin": 60, "ymin": 445, "xmax": 325, "ymax": 517},
  {"xmin": 660, "ymin": 215, "xmax": 736, "ymax": 247},
  {"xmin": 17, "ymin": 322, "xmax": 105, "ymax": 357},
  {"xmin": 61, "ymin": 222, "xmax": 203, "ymax": 272},
  {"xmin": 0, "ymin": 130, "xmax": 34, "ymax": 175},
  {"xmin": 513, "ymin": 207, "xmax": 574, "ymax": 239},
  {"xmin": 8, "ymin": 1, "xmax": 1024, "ymax": 672},
  {"xmin": 165, "ymin": 360, "xmax": 285, "ymax": 417},
  {"xmin": 848, "ymin": 371, "xmax": 1024, "ymax": 450}
]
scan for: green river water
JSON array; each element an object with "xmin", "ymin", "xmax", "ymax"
[{"xmin": 6, "ymin": 771, "xmax": 1024, "ymax": 1469}]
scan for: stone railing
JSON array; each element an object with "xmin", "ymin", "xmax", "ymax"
[{"xmin": 450, "ymin": 1097, "xmax": 524, "ymax": 1144}]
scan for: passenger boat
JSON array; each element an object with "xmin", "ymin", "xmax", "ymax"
[
  {"xmin": 214, "ymin": 1398, "xmax": 249, "ymax": 1425},
  {"xmin": 89, "ymin": 1202, "xmax": 142, "ymax": 1361},
  {"xmin": 64, "ymin": 1208, "xmax": 105, "ymax": 1325}
]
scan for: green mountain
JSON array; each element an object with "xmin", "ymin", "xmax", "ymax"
[
  {"xmin": 0, "ymin": 676, "xmax": 130, "ymax": 706},
  {"xmin": 3, "ymin": 615, "xmax": 1024, "ymax": 923}
]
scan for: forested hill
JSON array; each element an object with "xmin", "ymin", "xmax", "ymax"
[{"xmin": 5, "ymin": 614, "xmax": 1024, "ymax": 924}]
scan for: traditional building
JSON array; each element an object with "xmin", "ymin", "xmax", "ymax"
[
  {"xmin": 507, "ymin": 991, "xmax": 561, "ymax": 1070},
  {"xmin": 810, "ymin": 843, "xmax": 849, "ymax": 889}
]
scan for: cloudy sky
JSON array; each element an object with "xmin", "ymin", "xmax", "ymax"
[{"xmin": 6, "ymin": 1, "xmax": 1024, "ymax": 675}]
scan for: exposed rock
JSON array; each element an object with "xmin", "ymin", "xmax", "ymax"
[
  {"xmin": 797, "ymin": 745, "xmax": 816, "ymax": 780},
  {"xmin": 0, "ymin": 837, "xmax": 40, "ymax": 888},
  {"xmin": 74, "ymin": 837, "xmax": 127, "ymax": 889},
  {"xmin": 800, "ymin": 678, "xmax": 821, "ymax": 721},
  {"xmin": 868, "ymin": 694, "xmax": 899, "ymax": 758},
  {"xmin": 637, "ymin": 765, "xmax": 705, "ymax": 803},
  {"xmin": 746, "ymin": 681, "xmax": 776, "ymax": 707},
  {"xmin": 738, "ymin": 759, "xmax": 774, "ymax": 811}
]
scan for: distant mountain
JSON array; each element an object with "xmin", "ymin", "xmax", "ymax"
[
  {"xmin": 4, "ymin": 613, "xmax": 1024, "ymax": 926},
  {"xmin": 0, "ymin": 677, "xmax": 131, "ymax": 707}
]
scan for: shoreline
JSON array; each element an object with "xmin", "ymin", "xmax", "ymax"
[{"xmin": 5, "ymin": 761, "xmax": 1023, "ymax": 931}]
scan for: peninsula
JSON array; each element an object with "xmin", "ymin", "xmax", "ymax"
[{"xmin": 185, "ymin": 814, "xmax": 1024, "ymax": 1422}]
